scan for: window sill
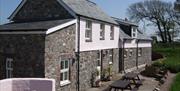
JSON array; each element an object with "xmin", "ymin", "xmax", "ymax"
[{"xmin": 60, "ymin": 80, "xmax": 71, "ymax": 86}]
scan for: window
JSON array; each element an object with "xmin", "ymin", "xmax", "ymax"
[
  {"xmin": 109, "ymin": 49, "xmax": 113, "ymax": 64},
  {"xmin": 85, "ymin": 20, "xmax": 92, "ymax": 42},
  {"xmin": 60, "ymin": 59, "xmax": 70, "ymax": 86},
  {"xmin": 129, "ymin": 49, "xmax": 133, "ymax": 57},
  {"xmin": 97, "ymin": 50, "xmax": 102, "ymax": 66},
  {"xmin": 110, "ymin": 26, "xmax": 114, "ymax": 40},
  {"xmin": 100, "ymin": 24, "xmax": 105, "ymax": 40},
  {"xmin": 132, "ymin": 27, "xmax": 137, "ymax": 38},
  {"xmin": 138, "ymin": 48, "xmax": 142, "ymax": 57},
  {"xmin": 124, "ymin": 49, "xmax": 128, "ymax": 58},
  {"xmin": 6, "ymin": 58, "xmax": 13, "ymax": 78}
]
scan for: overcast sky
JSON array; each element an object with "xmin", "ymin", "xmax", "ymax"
[{"xmin": 0, "ymin": 0, "xmax": 176, "ymax": 35}]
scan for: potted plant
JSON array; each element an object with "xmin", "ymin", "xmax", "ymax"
[{"xmin": 95, "ymin": 67, "xmax": 101, "ymax": 87}]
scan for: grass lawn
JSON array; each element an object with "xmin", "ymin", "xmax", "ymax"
[
  {"xmin": 153, "ymin": 43, "xmax": 180, "ymax": 91},
  {"xmin": 153, "ymin": 43, "xmax": 180, "ymax": 73},
  {"xmin": 170, "ymin": 73, "xmax": 180, "ymax": 91}
]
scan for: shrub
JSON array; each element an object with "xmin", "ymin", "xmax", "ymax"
[{"xmin": 141, "ymin": 65, "xmax": 159, "ymax": 77}]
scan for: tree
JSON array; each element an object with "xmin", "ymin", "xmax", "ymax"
[{"xmin": 127, "ymin": 0, "xmax": 179, "ymax": 43}]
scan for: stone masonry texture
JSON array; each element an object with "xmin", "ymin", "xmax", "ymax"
[
  {"xmin": 123, "ymin": 47, "xmax": 152, "ymax": 70},
  {"xmin": 0, "ymin": 34, "xmax": 46, "ymax": 79},
  {"xmin": 45, "ymin": 24, "xmax": 77, "ymax": 91},
  {"xmin": 12, "ymin": 0, "xmax": 73, "ymax": 22}
]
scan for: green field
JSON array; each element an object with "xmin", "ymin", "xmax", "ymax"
[
  {"xmin": 153, "ymin": 43, "xmax": 180, "ymax": 91},
  {"xmin": 153, "ymin": 43, "xmax": 180, "ymax": 73},
  {"xmin": 170, "ymin": 73, "xmax": 180, "ymax": 91}
]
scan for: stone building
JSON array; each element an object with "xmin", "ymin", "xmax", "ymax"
[{"xmin": 0, "ymin": 0, "xmax": 152, "ymax": 91}]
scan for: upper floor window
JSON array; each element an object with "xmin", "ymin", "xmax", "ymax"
[
  {"xmin": 110, "ymin": 26, "xmax": 114, "ymax": 40},
  {"xmin": 6, "ymin": 58, "xmax": 13, "ymax": 78},
  {"xmin": 60, "ymin": 59, "xmax": 70, "ymax": 86},
  {"xmin": 132, "ymin": 27, "xmax": 137, "ymax": 38},
  {"xmin": 100, "ymin": 24, "xmax": 105, "ymax": 40},
  {"xmin": 85, "ymin": 20, "xmax": 92, "ymax": 42}
]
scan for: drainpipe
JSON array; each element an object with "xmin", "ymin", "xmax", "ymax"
[
  {"xmin": 136, "ymin": 40, "xmax": 139, "ymax": 69},
  {"xmin": 122, "ymin": 39, "xmax": 127, "ymax": 73},
  {"xmin": 76, "ymin": 16, "xmax": 80, "ymax": 91}
]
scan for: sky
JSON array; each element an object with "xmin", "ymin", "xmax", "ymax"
[{"xmin": 0, "ymin": 0, "xmax": 176, "ymax": 35}]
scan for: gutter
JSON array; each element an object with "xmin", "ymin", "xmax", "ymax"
[
  {"xmin": 122, "ymin": 39, "xmax": 127, "ymax": 73},
  {"xmin": 76, "ymin": 14, "xmax": 119, "ymax": 26},
  {"xmin": 76, "ymin": 16, "xmax": 80, "ymax": 91},
  {"xmin": 136, "ymin": 40, "xmax": 140, "ymax": 69}
]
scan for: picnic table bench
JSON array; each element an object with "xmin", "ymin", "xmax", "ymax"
[
  {"xmin": 123, "ymin": 72, "xmax": 143, "ymax": 87},
  {"xmin": 109, "ymin": 80, "xmax": 132, "ymax": 91}
]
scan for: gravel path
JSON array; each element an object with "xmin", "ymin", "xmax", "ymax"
[{"xmin": 159, "ymin": 72, "xmax": 176, "ymax": 91}]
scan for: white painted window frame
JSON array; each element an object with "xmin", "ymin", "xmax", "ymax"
[
  {"xmin": 129, "ymin": 49, "xmax": 133, "ymax": 57},
  {"xmin": 132, "ymin": 27, "xmax": 137, "ymax": 38},
  {"xmin": 124, "ymin": 49, "xmax": 128, "ymax": 58},
  {"xmin": 6, "ymin": 58, "xmax": 13, "ymax": 78},
  {"xmin": 110, "ymin": 26, "xmax": 114, "ymax": 40},
  {"xmin": 100, "ymin": 23, "xmax": 105, "ymax": 40},
  {"xmin": 60, "ymin": 59, "xmax": 70, "ymax": 86},
  {"xmin": 138, "ymin": 48, "xmax": 142, "ymax": 57},
  {"xmin": 85, "ymin": 20, "xmax": 92, "ymax": 41}
]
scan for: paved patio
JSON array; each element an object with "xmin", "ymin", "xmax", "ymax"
[
  {"xmin": 87, "ymin": 70, "xmax": 177, "ymax": 91},
  {"xmin": 87, "ymin": 69, "xmax": 160, "ymax": 91}
]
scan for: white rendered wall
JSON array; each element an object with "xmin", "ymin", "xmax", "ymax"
[
  {"xmin": 123, "ymin": 39, "xmax": 152, "ymax": 48},
  {"xmin": 79, "ymin": 19, "xmax": 120, "ymax": 52}
]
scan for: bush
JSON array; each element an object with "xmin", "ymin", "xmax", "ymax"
[
  {"xmin": 141, "ymin": 65, "xmax": 159, "ymax": 77},
  {"xmin": 152, "ymin": 51, "xmax": 164, "ymax": 61}
]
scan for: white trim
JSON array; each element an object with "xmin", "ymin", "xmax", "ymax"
[
  {"xmin": 9, "ymin": 0, "xmax": 27, "ymax": 20},
  {"xmin": 0, "ymin": 31, "xmax": 46, "ymax": 34},
  {"xmin": 46, "ymin": 19, "xmax": 77, "ymax": 34},
  {"xmin": 0, "ymin": 78, "xmax": 55, "ymax": 91},
  {"xmin": 60, "ymin": 80, "xmax": 71, "ymax": 86}
]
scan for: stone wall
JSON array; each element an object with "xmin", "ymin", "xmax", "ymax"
[
  {"xmin": 45, "ymin": 24, "xmax": 77, "ymax": 91},
  {"xmin": 0, "ymin": 34, "xmax": 45, "ymax": 80},
  {"xmin": 123, "ymin": 47, "xmax": 152, "ymax": 70},
  {"xmin": 13, "ymin": 0, "xmax": 73, "ymax": 22},
  {"xmin": 138, "ymin": 47, "xmax": 152, "ymax": 66},
  {"xmin": 124, "ymin": 48, "xmax": 137, "ymax": 70}
]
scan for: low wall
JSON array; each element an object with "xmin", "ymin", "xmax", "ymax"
[{"xmin": 0, "ymin": 78, "xmax": 55, "ymax": 91}]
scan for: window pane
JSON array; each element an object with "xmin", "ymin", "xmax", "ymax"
[
  {"xmin": 60, "ymin": 73, "xmax": 64, "ymax": 81},
  {"xmin": 64, "ymin": 72, "xmax": 68, "ymax": 80},
  {"xmin": 61, "ymin": 61, "xmax": 64, "ymax": 69},
  {"xmin": 65, "ymin": 60, "xmax": 69, "ymax": 69},
  {"xmin": 110, "ymin": 26, "xmax": 114, "ymax": 40}
]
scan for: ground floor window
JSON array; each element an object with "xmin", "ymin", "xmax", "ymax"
[
  {"xmin": 124, "ymin": 49, "xmax": 128, "ymax": 58},
  {"xmin": 6, "ymin": 58, "xmax": 13, "ymax": 78},
  {"xmin": 109, "ymin": 49, "xmax": 113, "ymax": 64},
  {"xmin": 138, "ymin": 48, "xmax": 142, "ymax": 57},
  {"xmin": 60, "ymin": 59, "xmax": 70, "ymax": 86}
]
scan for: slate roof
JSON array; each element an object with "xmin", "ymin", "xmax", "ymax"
[
  {"xmin": 119, "ymin": 28, "xmax": 132, "ymax": 40},
  {"xmin": 60, "ymin": 0, "xmax": 117, "ymax": 24},
  {"xmin": 113, "ymin": 17, "xmax": 152, "ymax": 40},
  {"xmin": 137, "ymin": 30, "xmax": 152, "ymax": 40},
  {"xmin": 112, "ymin": 17, "xmax": 138, "ymax": 26},
  {"xmin": 0, "ymin": 19, "xmax": 73, "ymax": 31}
]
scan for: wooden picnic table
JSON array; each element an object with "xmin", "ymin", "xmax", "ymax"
[
  {"xmin": 109, "ymin": 80, "xmax": 132, "ymax": 91},
  {"xmin": 123, "ymin": 72, "xmax": 142, "ymax": 86}
]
